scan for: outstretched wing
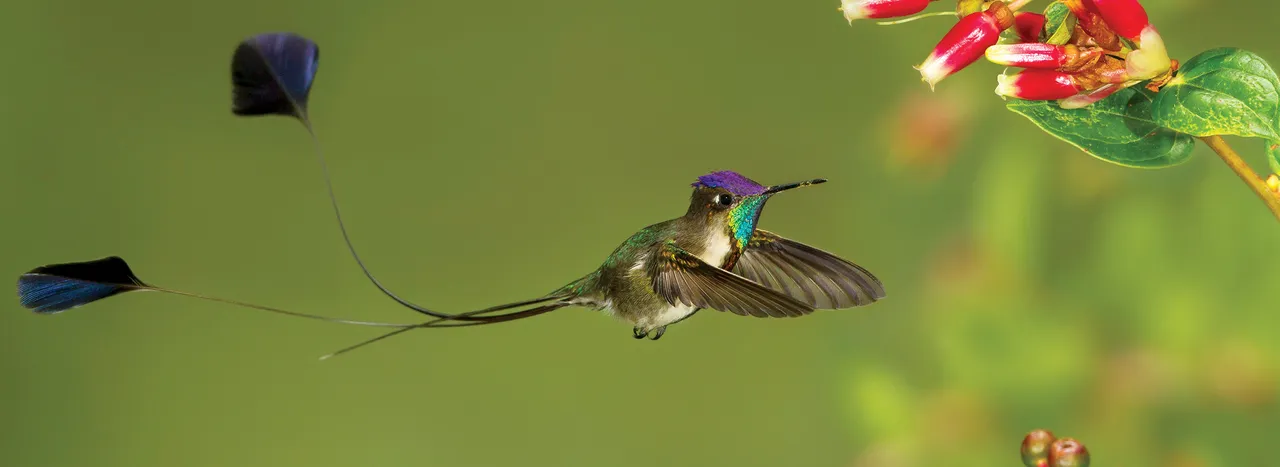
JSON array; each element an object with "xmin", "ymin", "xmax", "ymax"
[
  {"xmin": 648, "ymin": 241, "xmax": 814, "ymax": 318},
  {"xmin": 733, "ymin": 230, "xmax": 885, "ymax": 309}
]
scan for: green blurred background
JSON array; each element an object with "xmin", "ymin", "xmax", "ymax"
[{"xmin": 3, "ymin": 0, "xmax": 1279, "ymax": 466}]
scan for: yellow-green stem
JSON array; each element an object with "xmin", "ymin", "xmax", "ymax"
[{"xmin": 1201, "ymin": 135, "xmax": 1280, "ymax": 222}]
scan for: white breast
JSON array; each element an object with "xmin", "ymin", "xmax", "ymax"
[{"xmin": 700, "ymin": 230, "xmax": 733, "ymax": 268}]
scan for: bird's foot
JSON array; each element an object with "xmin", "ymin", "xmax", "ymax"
[{"xmin": 632, "ymin": 326, "xmax": 666, "ymax": 340}]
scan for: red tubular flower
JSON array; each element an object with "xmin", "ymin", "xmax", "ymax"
[
  {"xmin": 985, "ymin": 43, "xmax": 1067, "ymax": 69},
  {"xmin": 1089, "ymin": 0, "xmax": 1150, "ymax": 41},
  {"xmin": 986, "ymin": 43, "xmax": 1107, "ymax": 73},
  {"xmin": 1063, "ymin": 0, "xmax": 1101, "ymax": 19},
  {"xmin": 916, "ymin": 2, "xmax": 1014, "ymax": 89},
  {"xmin": 840, "ymin": 0, "xmax": 932, "ymax": 23},
  {"xmin": 1013, "ymin": 12, "xmax": 1046, "ymax": 43},
  {"xmin": 996, "ymin": 69, "xmax": 1081, "ymax": 100}
]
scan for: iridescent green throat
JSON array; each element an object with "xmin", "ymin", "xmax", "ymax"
[{"xmin": 727, "ymin": 195, "xmax": 769, "ymax": 249}]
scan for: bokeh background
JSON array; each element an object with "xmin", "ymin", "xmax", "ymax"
[{"xmin": 2, "ymin": 1, "xmax": 1279, "ymax": 466}]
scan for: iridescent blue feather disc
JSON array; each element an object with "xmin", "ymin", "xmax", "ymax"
[
  {"xmin": 231, "ymin": 32, "xmax": 319, "ymax": 118},
  {"xmin": 17, "ymin": 257, "xmax": 148, "ymax": 314}
]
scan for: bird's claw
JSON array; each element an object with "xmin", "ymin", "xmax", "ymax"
[{"xmin": 632, "ymin": 326, "xmax": 667, "ymax": 340}]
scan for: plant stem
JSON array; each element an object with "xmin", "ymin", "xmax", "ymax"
[
  {"xmin": 1200, "ymin": 135, "xmax": 1280, "ymax": 222},
  {"xmin": 875, "ymin": 11, "xmax": 958, "ymax": 25}
]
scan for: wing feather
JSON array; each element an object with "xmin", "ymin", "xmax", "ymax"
[
  {"xmin": 648, "ymin": 241, "xmax": 813, "ymax": 318},
  {"xmin": 733, "ymin": 230, "xmax": 885, "ymax": 309}
]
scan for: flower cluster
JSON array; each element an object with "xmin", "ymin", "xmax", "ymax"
[
  {"xmin": 1021, "ymin": 429, "xmax": 1090, "ymax": 467},
  {"xmin": 841, "ymin": 0, "xmax": 1174, "ymax": 109}
]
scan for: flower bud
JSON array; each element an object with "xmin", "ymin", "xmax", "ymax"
[
  {"xmin": 996, "ymin": 70, "xmax": 1081, "ymax": 100},
  {"xmin": 916, "ymin": 2, "xmax": 1014, "ymax": 89},
  {"xmin": 1048, "ymin": 438, "xmax": 1090, "ymax": 467},
  {"xmin": 1125, "ymin": 26, "xmax": 1172, "ymax": 80},
  {"xmin": 1089, "ymin": 0, "xmax": 1150, "ymax": 41},
  {"xmin": 1021, "ymin": 429, "xmax": 1056, "ymax": 467},
  {"xmin": 1014, "ymin": 12, "xmax": 1046, "ymax": 43},
  {"xmin": 840, "ymin": 0, "xmax": 933, "ymax": 23},
  {"xmin": 986, "ymin": 43, "xmax": 1068, "ymax": 69},
  {"xmin": 1267, "ymin": 174, "xmax": 1280, "ymax": 195}
]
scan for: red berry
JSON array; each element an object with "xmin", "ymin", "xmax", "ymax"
[
  {"xmin": 1020, "ymin": 429, "xmax": 1057, "ymax": 467},
  {"xmin": 1048, "ymin": 438, "xmax": 1091, "ymax": 467}
]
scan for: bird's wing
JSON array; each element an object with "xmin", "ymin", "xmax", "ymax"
[
  {"xmin": 731, "ymin": 229, "xmax": 885, "ymax": 309},
  {"xmin": 647, "ymin": 240, "xmax": 814, "ymax": 318}
]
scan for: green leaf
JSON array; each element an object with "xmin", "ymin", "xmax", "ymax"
[
  {"xmin": 1267, "ymin": 140, "xmax": 1280, "ymax": 174},
  {"xmin": 1041, "ymin": 1, "xmax": 1075, "ymax": 46},
  {"xmin": 1006, "ymin": 86, "xmax": 1196, "ymax": 168},
  {"xmin": 1151, "ymin": 48, "xmax": 1280, "ymax": 139}
]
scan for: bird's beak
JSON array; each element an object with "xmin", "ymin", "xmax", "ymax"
[{"xmin": 763, "ymin": 178, "xmax": 827, "ymax": 195}]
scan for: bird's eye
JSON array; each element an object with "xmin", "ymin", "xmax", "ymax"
[{"xmin": 716, "ymin": 194, "xmax": 734, "ymax": 206}]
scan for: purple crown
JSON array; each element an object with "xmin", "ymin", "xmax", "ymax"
[{"xmin": 692, "ymin": 171, "xmax": 767, "ymax": 196}]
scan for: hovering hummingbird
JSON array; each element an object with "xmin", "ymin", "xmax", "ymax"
[
  {"xmin": 14, "ymin": 32, "xmax": 884, "ymax": 359},
  {"xmin": 527, "ymin": 170, "xmax": 881, "ymax": 341},
  {"xmin": 315, "ymin": 170, "xmax": 886, "ymax": 356},
  {"xmin": 17, "ymin": 170, "xmax": 885, "ymax": 357}
]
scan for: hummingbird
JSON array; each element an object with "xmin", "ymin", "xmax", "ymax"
[
  {"xmin": 314, "ymin": 170, "xmax": 886, "ymax": 357},
  {"xmin": 17, "ymin": 170, "xmax": 885, "ymax": 359},
  {"xmin": 558, "ymin": 170, "xmax": 883, "ymax": 339},
  {"xmin": 16, "ymin": 33, "xmax": 884, "ymax": 359}
]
